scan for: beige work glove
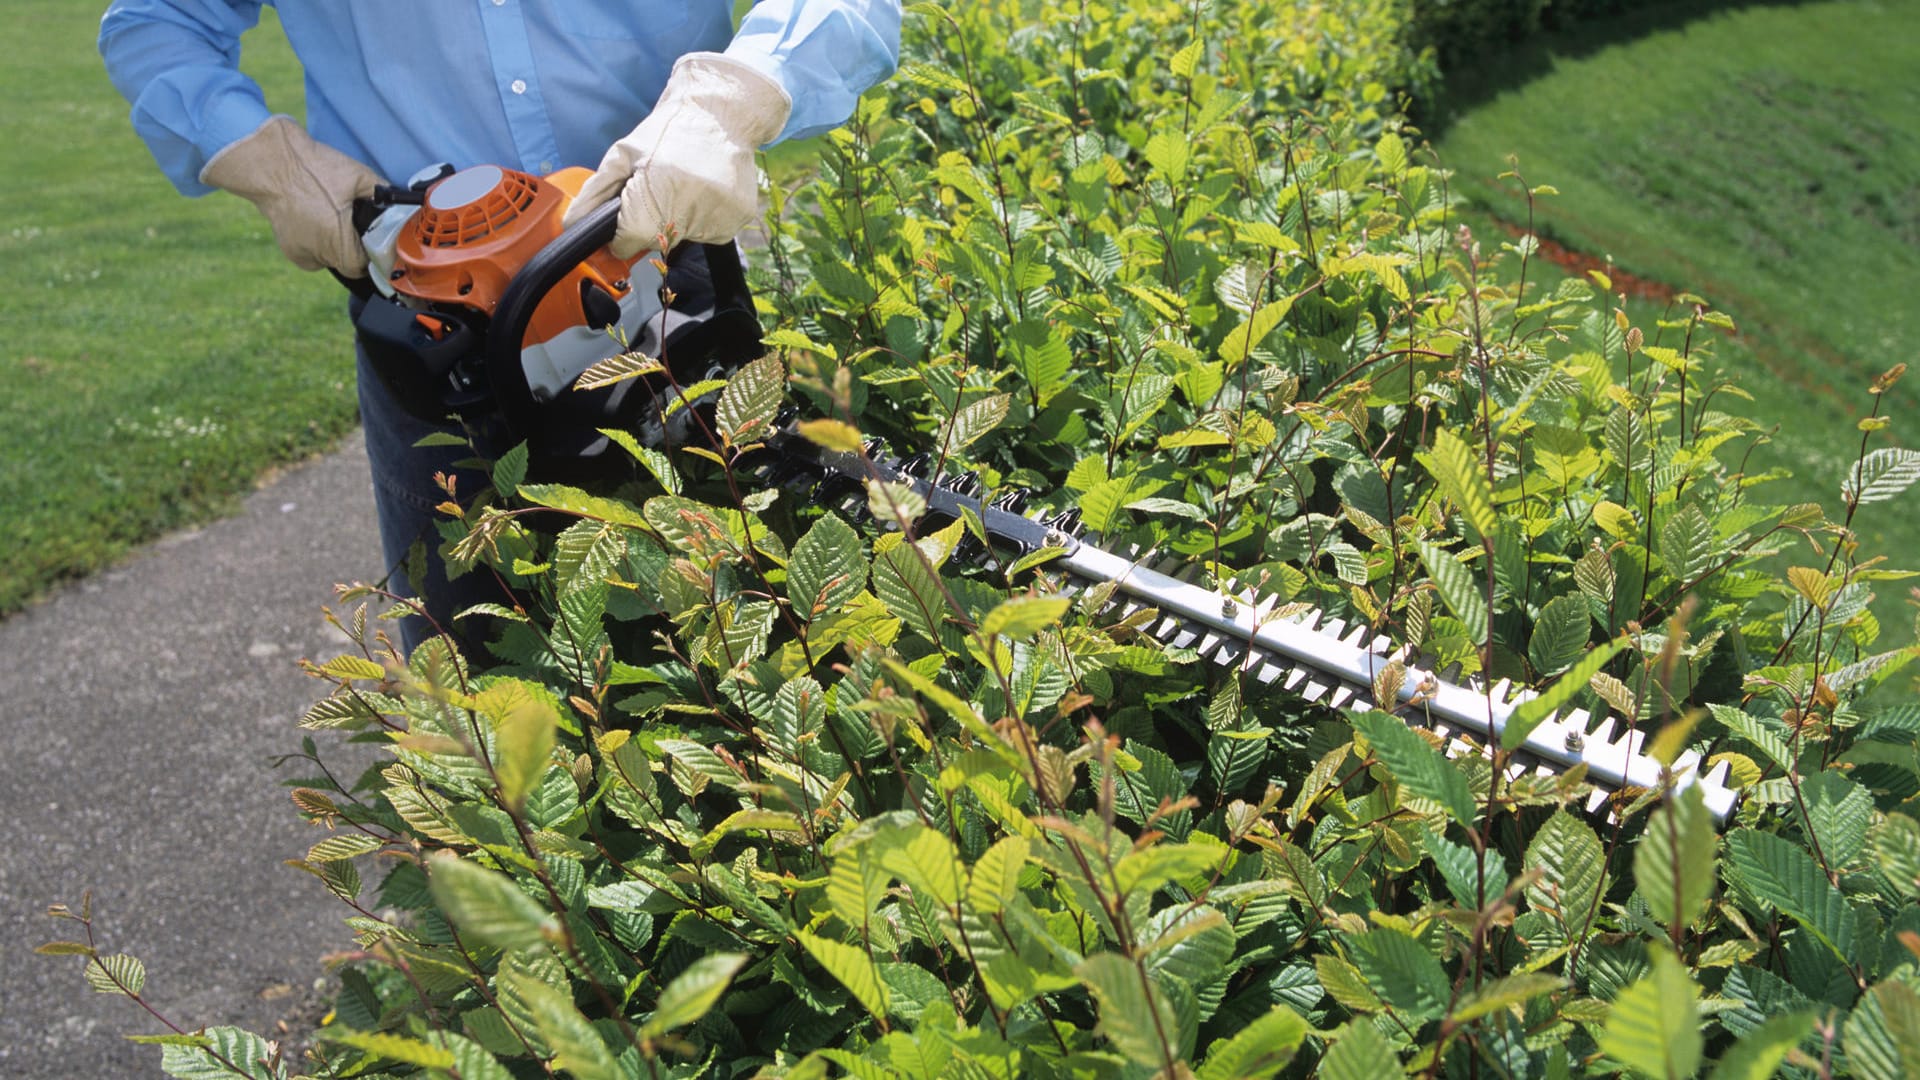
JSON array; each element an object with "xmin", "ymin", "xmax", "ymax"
[
  {"xmin": 564, "ymin": 52, "xmax": 792, "ymax": 259},
  {"xmin": 200, "ymin": 116, "xmax": 382, "ymax": 277}
]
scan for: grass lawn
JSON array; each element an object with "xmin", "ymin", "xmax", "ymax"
[
  {"xmin": 1432, "ymin": 0, "xmax": 1920, "ymax": 584},
  {"xmin": 1, "ymin": 2, "xmax": 359, "ymax": 616}
]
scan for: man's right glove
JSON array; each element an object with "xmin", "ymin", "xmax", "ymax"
[
  {"xmin": 564, "ymin": 53, "xmax": 792, "ymax": 260},
  {"xmin": 200, "ymin": 116, "xmax": 382, "ymax": 277}
]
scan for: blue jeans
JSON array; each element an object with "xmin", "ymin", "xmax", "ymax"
[{"xmin": 355, "ymin": 337, "xmax": 512, "ymax": 654}]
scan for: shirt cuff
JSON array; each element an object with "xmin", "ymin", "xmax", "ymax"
[{"xmin": 129, "ymin": 69, "xmax": 274, "ymax": 196}]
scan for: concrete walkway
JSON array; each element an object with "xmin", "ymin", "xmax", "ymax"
[{"xmin": 0, "ymin": 438, "xmax": 383, "ymax": 1078}]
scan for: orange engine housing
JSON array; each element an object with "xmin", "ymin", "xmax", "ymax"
[{"xmin": 388, "ymin": 165, "xmax": 632, "ymax": 347}]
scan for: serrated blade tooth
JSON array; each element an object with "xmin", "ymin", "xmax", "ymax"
[
  {"xmin": 1704, "ymin": 759, "xmax": 1733, "ymax": 788},
  {"xmin": 1172, "ymin": 622, "xmax": 1202, "ymax": 650},
  {"xmin": 1609, "ymin": 726, "xmax": 1649, "ymax": 759},
  {"xmin": 1586, "ymin": 788, "xmax": 1611, "ymax": 814},
  {"xmin": 1213, "ymin": 640, "xmax": 1247, "ymax": 665},
  {"xmin": 1256, "ymin": 664, "xmax": 1286, "ymax": 685},
  {"xmin": 1487, "ymin": 678, "xmax": 1515, "ymax": 705},
  {"xmin": 1327, "ymin": 686, "xmax": 1359, "ymax": 710},
  {"xmin": 1283, "ymin": 667, "xmax": 1310, "ymax": 691},
  {"xmin": 1585, "ymin": 717, "xmax": 1616, "ymax": 746},
  {"xmin": 1300, "ymin": 680, "xmax": 1332, "ymax": 703},
  {"xmin": 1319, "ymin": 617, "xmax": 1347, "ymax": 639},
  {"xmin": 1342, "ymin": 624, "xmax": 1371, "ymax": 647}
]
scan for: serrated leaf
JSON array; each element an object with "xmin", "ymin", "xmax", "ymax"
[
  {"xmin": 517, "ymin": 483, "xmax": 651, "ymax": 530},
  {"xmin": 1659, "ymin": 504, "xmax": 1713, "ymax": 584},
  {"xmin": 1421, "ymin": 428, "xmax": 1498, "ymax": 541},
  {"xmin": 1318, "ymin": 1020, "xmax": 1397, "ymax": 1080},
  {"xmin": 573, "ymin": 350, "xmax": 663, "ymax": 390},
  {"xmin": 1006, "ymin": 319, "xmax": 1072, "ymax": 406},
  {"xmin": 159, "ymin": 1026, "xmax": 281, "ymax": 1080},
  {"xmin": 687, "ymin": 809, "xmax": 803, "ymax": 859},
  {"xmin": 1219, "ymin": 298, "xmax": 1292, "ymax": 368},
  {"xmin": 1077, "ymin": 952, "xmax": 1180, "ymax": 1067},
  {"xmin": 319, "ymin": 1029, "xmax": 455, "ymax": 1068},
  {"xmin": 1708, "ymin": 1009, "xmax": 1816, "ymax": 1080},
  {"xmin": 1802, "ymin": 771, "xmax": 1873, "ymax": 869},
  {"xmin": 967, "ymin": 835, "xmax": 1029, "ymax": 915},
  {"xmin": 789, "ymin": 512, "xmax": 864, "ymax": 621},
  {"xmin": 1316, "ymin": 953, "xmax": 1381, "ymax": 1012},
  {"xmin": 84, "ymin": 953, "xmax": 145, "ymax": 996},
  {"xmin": 1600, "ymin": 948, "xmax": 1702, "ymax": 1080},
  {"xmin": 1169, "ymin": 38, "xmax": 1203, "ymax": 79},
  {"xmin": 489, "ymin": 441, "xmax": 528, "ymax": 498},
  {"xmin": 1634, "ymin": 785, "xmax": 1717, "ymax": 934},
  {"xmin": 1345, "ymin": 927, "xmax": 1451, "ymax": 1024},
  {"xmin": 715, "ymin": 354, "xmax": 784, "ymax": 442},
  {"xmin": 597, "ymin": 427, "xmax": 680, "ymax": 493},
  {"xmin": 1526, "ymin": 811, "xmax": 1606, "ymax": 932},
  {"xmin": 875, "ymin": 823, "xmax": 963, "ymax": 907},
  {"xmin": 1426, "ymin": 827, "xmax": 1507, "ymax": 909},
  {"xmin": 1451, "ymin": 972, "xmax": 1565, "ymax": 1022},
  {"xmin": 307, "ymin": 833, "xmax": 382, "ymax": 863},
  {"xmin": 1416, "ymin": 541, "xmax": 1488, "ymax": 647},
  {"xmin": 1194, "ymin": 1005, "xmax": 1307, "ymax": 1080},
  {"xmin": 1530, "ymin": 594, "xmax": 1592, "ymax": 676},
  {"xmin": 1844, "ymin": 980, "xmax": 1920, "ymax": 1080},
  {"xmin": 981, "ymin": 595, "xmax": 1070, "ymax": 640},
  {"xmin": 320, "ymin": 654, "xmax": 386, "ymax": 681},
  {"xmin": 1707, "ymin": 704, "xmax": 1792, "ymax": 772},
  {"xmin": 1845, "ymin": 447, "xmax": 1920, "ymax": 504},
  {"xmin": 866, "ymin": 479, "xmax": 929, "ymax": 531},
  {"xmin": 872, "ymin": 543, "xmax": 946, "ymax": 643},
  {"xmin": 491, "ymin": 694, "xmax": 556, "ymax": 812},
  {"xmin": 1353, "ymin": 711, "xmax": 1478, "ymax": 826},
  {"xmin": 1725, "ymin": 829, "xmax": 1857, "ymax": 963},
  {"xmin": 796, "ymin": 417, "xmax": 865, "ymax": 453},
  {"xmin": 939, "ymin": 392, "xmax": 1010, "ymax": 452},
  {"xmin": 641, "ymin": 952, "xmax": 746, "ymax": 1039},
  {"xmin": 1145, "ymin": 129, "xmax": 1191, "ymax": 181},
  {"xmin": 797, "ymin": 930, "xmax": 889, "ymax": 1020},
  {"xmin": 501, "ymin": 969, "xmax": 622, "ymax": 1080},
  {"xmin": 427, "ymin": 853, "xmax": 555, "ymax": 950}
]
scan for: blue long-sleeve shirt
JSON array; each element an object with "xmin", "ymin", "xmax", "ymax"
[{"xmin": 100, "ymin": 0, "xmax": 901, "ymax": 196}]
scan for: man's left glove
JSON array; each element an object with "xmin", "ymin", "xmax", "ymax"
[
  {"xmin": 200, "ymin": 116, "xmax": 383, "ymax": 277},
  {"xmin": 565, "ymin": 53, "xmax": 792, "ymax": 259}
]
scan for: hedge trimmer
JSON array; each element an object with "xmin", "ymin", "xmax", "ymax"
[{"xmin": 351, "ymin": 164, "xmax": 1743, "ymax": 823}]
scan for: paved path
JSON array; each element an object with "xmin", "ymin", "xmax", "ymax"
[{"xmin": 0, "ymin": 438, "xmax": 383, "ymax": 1078}]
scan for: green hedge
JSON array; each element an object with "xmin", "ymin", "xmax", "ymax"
[{"xmin": 46, "ymin": 0, "xmax": 1920, "ymax": 1077}]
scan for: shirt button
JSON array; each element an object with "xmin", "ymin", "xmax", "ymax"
[
  {"xmin": 491, "ymin": 0, "xmax": 505, "ymax": 6},
  {"xmin": 510, "ymin": 79, "xmax": 527, "ymax": 95},
  {"xmin": 539, "ymin": 160, "xmax": 554, "ymax": 172}
]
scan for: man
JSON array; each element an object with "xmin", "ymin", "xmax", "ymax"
[{"xmin": 99, "ymin": 0, "xmax": 900, "ymax": 646}]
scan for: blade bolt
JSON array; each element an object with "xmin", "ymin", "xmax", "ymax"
[{"xmin": 1564, "ymin": 730, "xmax": 1585, "ymax": 752}]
